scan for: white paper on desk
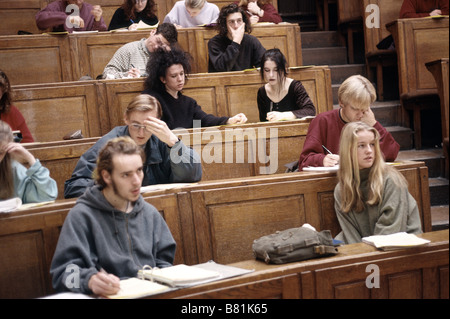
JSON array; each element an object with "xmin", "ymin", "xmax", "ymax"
[
  {"xmin": 303, "ymin": 165, "xmax": 339, "ymax": 172},
  {"xmin": 362, "ymin": 232, "xmax": 430, "ymax": 250},
  {"xmin": 0, "ymin": 198, "xmax": 22, "ymax": 213},
  {"xmin": 140, "ymin": 183, "xmax": 196, "ymax": 193}
]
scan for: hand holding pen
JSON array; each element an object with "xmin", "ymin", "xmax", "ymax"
[
  {"xmin": 88, "ymin": 264, "xmax": 120, "ymax": 296},
  {"xmin": 322, "ymin": 145, "xmax": 339, "ymax": 167}
]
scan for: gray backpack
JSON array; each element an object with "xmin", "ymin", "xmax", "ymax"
[{"xmin": 252, "ymin": 226, "xmax": 339, "ymax": 264}]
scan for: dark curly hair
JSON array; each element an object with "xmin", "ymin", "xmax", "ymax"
[
  {"xmin": 215, "ymin": 3, "xmax": 252, "ymax": 38},
  {"xmin": 144, "ymin": 46, "xmax": 192, "ymax": 93},
  {"xmin": 122, "ymin": 0, "xmax": 157, "ymax": 21},
  {"xmin": 0, "ymin": 70, "xmax": 12, "ymax": 115}
]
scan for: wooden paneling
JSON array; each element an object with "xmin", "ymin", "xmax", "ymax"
[
  {"xmin": 387, "ymin": 17, "xmax": 449, "ymax": 97},
  {"xmin": 12, "ymin": 82, "xmax": 105, "ymax": 142}
]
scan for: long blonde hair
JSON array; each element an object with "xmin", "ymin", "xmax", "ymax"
[
  {"xmin": 337, "ymin": 122, "xmax": 406, "ymax": 213},
  {"xmin": 0, "ymin": 121, "xmax": 14, "ymax": 200}
]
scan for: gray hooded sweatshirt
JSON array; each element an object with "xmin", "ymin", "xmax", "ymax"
[{"xmin": 50, "ymin": 185, "xmax": 176, "ymax": 294}]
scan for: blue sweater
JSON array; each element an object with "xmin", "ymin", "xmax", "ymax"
[{"xmin": 64, "ymin": 125, "xmax": 202, "ymax": 198}]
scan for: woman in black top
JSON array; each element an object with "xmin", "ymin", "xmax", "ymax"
[
  {"xmin": 257, "ymin": 48, "xmax": 316, "ymax": 122},
  {"xmin": 108, "ymin": 0, "xmax": 159, "ymax": 31},
  {"xmin": 143, "ymin": 47, "xmax": 247, "ymax": 129}
]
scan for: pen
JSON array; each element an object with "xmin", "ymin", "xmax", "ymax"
[
  {"xmin": 322, "ymin": 145, "xmax": 333, "ymax": 155},
  {"xmin": 130, "ymin": 19, "xmax": 135, "ymax": 24}
]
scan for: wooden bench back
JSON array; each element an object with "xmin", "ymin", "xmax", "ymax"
[
  {"xmin": 362, "ymin": 0, "xmax": 403, "ymax": 55},
  {"xmin": 13, "ymin": 66, "xmax": 331, "ymax": 143},
  {"xmin": 0, "ymin": 161, "xmax": 432, "ymax": 298},
  {"xmin": 1, "ymin": 23, "xmax": 301, "ymax": 85},
  {"xmin": 387, "ymin": 17, "xmax": 449, "ymax": 97}
]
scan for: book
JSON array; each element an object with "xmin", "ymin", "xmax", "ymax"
[
  {"xmin": 362, "ymin": 232, "xmax": 431, "ymax": 251},
  {"xmin": 138, "ymin": 264, "xmax": 221, "ymax": 287},
  {"xmin": 106, "ymin": 277, "xmax": 170, "ymax": 299},
  {"xmin": 0, "ymin": 198, "xmax": 22, "ymax": 213},
  {"xmin": 136, "ymin": 20, "xmax": 159, "ymax": 30},
  {"xmin": 303, "ymin": 165, "xmax": 339, "ymax": 172}
]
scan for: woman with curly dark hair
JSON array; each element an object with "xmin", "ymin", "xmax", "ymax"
[
  {"xmin": 143, "ymin": 47, "xmax": 247, "ymax": 129},
  {"xmin": 108, "ymin": 0, "xmax": 159, "ymax": 31},
  {"xmin": 0, "ymin": 70, "xmax": 34, "ymax": 143},
  {"xmin": 208, "ymin": 3, "xmax": 266, "ymax": 72}
]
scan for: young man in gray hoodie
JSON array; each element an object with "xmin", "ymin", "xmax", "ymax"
[{"xmin": 50, "ymin": 136, "xmax": 176, "ymax": 296}]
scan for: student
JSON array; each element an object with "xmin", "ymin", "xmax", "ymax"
[
  {"xmin": 36, "ymin": 0, "xmax": 107, "ymax": 33},
  {"xmin": 108, "ymin": 0, "xmax": 158, "ymax": 31},
  {"xmin": 0, "ymin": 121, "xmax": 57, "ymax": 204},
  {"xmin": 51, "ymin": 136, "xmax": 176, "ymax": 295},
  {"xmin": 143, "ymin": 47, "xmax": 248, "ymax": 129},
  {"xmin": 102, "ymin": 23, "xmax": 178, "ymax": 79},
  {"xmin": 235, "ymin": 0, "xmax": 282, "ymax": 24},
  {"xmin": 64, "ymin": 94, "xmax": 202, "ymax": 199},
  {"xmin": 0, "ymin": 70, "xmax": 34, "ymax": 143},
  {"xmin": 334, "ymin": 122, "xmax": 422, "ymax": 244},
  {"xmin": 399, "ymin": 0, "xmax": 449, "ymax": 18},
  {"xmin": 208, "ymin": 3, "xmax": 266, "ymax": 73},
  {"xmin": 257, "ymin": 48, "xmax": 316, "ymax": 122},
  {"xmin": 298, "ymin": 75, "xmax": 400, "ymax": 171},
  {"xmin": 163, "ymin": 0, "xmax": 220, "ymax": 28}
]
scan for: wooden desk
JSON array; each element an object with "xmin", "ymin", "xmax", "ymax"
[
  {"xmin": 150, "ymin": 230, "xmax": 449, "ymax": 299},
  {"xmin": 1, "ymin": 23, "xmax": 302, "ymax": 85},
  {"xmin": 0, "ymin": 161, "xmax": 432, "ymax": 298},
  {"xmin": 387, "ymin": 17, "xmax": 449, "ymax": 148},
  {"xmin": 426, "ymin": 58, "xmax": 449, "ymax": 178}
]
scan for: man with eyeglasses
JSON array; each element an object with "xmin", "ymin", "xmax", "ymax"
[
  {"xmin": 103, "ymin": 23, "xmax": 178, "ymax": 79},
  {"xmin": 64, "ymin": 94, "xmax": 202, "ymax": 199},
  {"xmin": 208, "ymin": 3, "xmax": 266, "ymax": 72},
  {"xmin": 36, "ymin": 0, "xmax": 107, "ymax": 32}
]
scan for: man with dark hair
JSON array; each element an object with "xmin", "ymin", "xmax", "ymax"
[
  {"xmin": 208, "ymin": 3, "xmax": 266, "ymax": 72},
  {"xmin": 51, "ymin": 136, "xmax": 177, "ymax": 296},
  {"xmin": 103, "ymin": 23, "xmax": 179, "ymax": 79}
]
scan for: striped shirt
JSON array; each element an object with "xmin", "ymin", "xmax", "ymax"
[{"xmin": 102, "ymin": 38, "xmax": 150, "ymax": 79}]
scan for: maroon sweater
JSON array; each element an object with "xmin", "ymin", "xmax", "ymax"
[
  {"xmin": 298, "ymin": 109, "xmax": 400, "ymax": 170},
  {"xmin": 399, "ymin": 0, "xmax": 449, "ymax": 18}
]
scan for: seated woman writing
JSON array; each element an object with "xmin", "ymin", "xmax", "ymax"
[
  {"xmin": 0, "ymin": 121, "xmax": 57, "ymax": 204},
  {"xmin": 143, "ymin": 47, "xmax": 247, "ymax": 129},
  {"xmin": 334, "ymin": 121, "xmax": 422, "ymax": 244},
  {"xmin": 257, "ymin": 48, "xmax": 316, "ymax": 122}
]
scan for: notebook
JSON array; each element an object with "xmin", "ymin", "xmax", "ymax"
[
  {"xmin": 303, "ymin": 165, "xmax": 339, "ymax": 172},
  {"xmin": 138, "ymin": 264, "xmax": 221, "ymax": 287},
  {"xmin": 362, "ymin": 232, "xmax": 430, "ymax": 251},
  {"xmin": 107, "ymin": 277, "xmax": 170, "ymax": 299}
]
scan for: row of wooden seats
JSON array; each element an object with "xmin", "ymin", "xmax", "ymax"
[
  {"xmin": 0, "ymin": 160, "xmax": 433, "ymax": 298},
  {"xmin": 26, "ymin": 119, "xmax": 312, "ymax": 199},
  {"xmin": 151, "ymin": 229, "xmax": 449, "ymax": 299},
  {"xmin": 0, "ymin": 0, "xmax": 278, "ymax": 36},
  {"xmin": 13, "ymin": 66, "xmax": 332, "ymax": 143},
  {"xmin": 0, "ymin": 22, "xmax": 301, "ymax": 85}
]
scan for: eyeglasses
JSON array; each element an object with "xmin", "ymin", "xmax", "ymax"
[{"xmin": 129, "ymin": 123, "xmax": 147, "ymax": 131}]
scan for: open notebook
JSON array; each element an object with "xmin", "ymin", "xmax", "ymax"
[
  {"xmin": 362, "ymin": 232, "xmax": 430, "ymax": 251},
  {"xmin": 106, "ymin": 261, "xmax": 253, "ymax": 299}
]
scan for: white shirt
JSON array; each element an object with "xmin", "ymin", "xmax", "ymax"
[{"xmin": 163, "ymin": 1, "xmax": 219, "ymax": 27}]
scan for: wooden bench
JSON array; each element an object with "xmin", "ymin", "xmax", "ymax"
[
  {"xmin": 362, "ymin": 0, "xmax": 403, "ymax": 101},
  {"xmin": 337, "ymin": 0, "xmax": 363, "ymax": 64},
  {"xmin": 26, "ymin": 119, "xmax": 312, "ymax": 199},
  {"xmin": 0, "ymin": 161, "xmax": 433, "ymax": 298},
  {"xmin": 13, "ymin": 65, "xmax": 331, "ymax": 142},
  {"xmin": 1, "ymin": 23, "xmax": 302, "ymax": 85},
  {"xmin": 150, "ymin": 230, "xmax": 449, "ymax": 299},
  {"xmin": 387, "ymin": 17, "xmax": 449, "ymax": 149},
  {"xmin": 426, "ymin": 58, "xmax": 449, "ymax": 178},
  {"xmin": 0, "ymin": 0, "xmax": 278, "ymax": 36}
]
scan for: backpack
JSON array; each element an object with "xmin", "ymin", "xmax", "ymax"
[{"xmin": 252, "ymin": 226, "xmax": 339, "ymax": 264}]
